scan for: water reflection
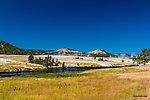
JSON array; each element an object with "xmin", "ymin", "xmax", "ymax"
[{"xmin": 0, "ymin": 65, "xmax": 137, "ymax": 77}]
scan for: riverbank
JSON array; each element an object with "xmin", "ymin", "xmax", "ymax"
[
  {"xmin": 0, "ymin": 66, "xmax": 147, "ymax": 100},
  {"xmin": 0, "ymin": 65, "xmax": 138, "ymax": 77}
]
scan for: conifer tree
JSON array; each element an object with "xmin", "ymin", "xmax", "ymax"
[
  {"xmin": 62, "ymin": 62, "xmax": 65, "ymax": 68},
  {"xmin": 28, "ymin": 54, "xmax": 34, "ymax": 63},
  {"xmin": 133, "ymin": 48, "xmax": 150, "ymax": 65}
]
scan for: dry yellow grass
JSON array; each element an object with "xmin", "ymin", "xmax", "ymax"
[
  {"xmin": 117, "ymin": 65, "xmax": 150, "ymax": 100},
  {"xmin": 0, "ymin": 55, "xmax": 147, "ymax": 99},
  {"xmin": 0, "ymin": 67, "xmax": 147, "ymax": 100}
]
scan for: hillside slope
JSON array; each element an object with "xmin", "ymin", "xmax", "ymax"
[
  {"xmin": 0, "ymin": 41, "xmax": 110, "ymax": 56},
  {"xmin": 54, "ymin": 48, "xmax": 84, "ymax": 54},
  {"xmin": 0, "ymin": 41, "xmax": 32, "ymax": 55},
  {"xmin": 88, "ymin": 49, "xmax": 108, "ymax": 54}
]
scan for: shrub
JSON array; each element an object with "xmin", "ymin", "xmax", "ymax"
[
  {"xmin": 98, "ymin": 58, "xmax": 103, "ymax": 61},
  {"xmin": 75, "ymin": 57, "xmax": 79, "ymax": 59}
]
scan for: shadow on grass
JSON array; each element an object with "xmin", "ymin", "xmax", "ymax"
[{"xmin": 15, "ymin": 71, "xmax": 91, "ymax": 78}]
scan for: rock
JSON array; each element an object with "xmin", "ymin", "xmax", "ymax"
[
  {"xmin": 54, "ymin": 48, "xmax": 83, "ymax": 54},
  {"xmin": 88, "ymin": 49, "xmax": 108, "ymax": 54}
]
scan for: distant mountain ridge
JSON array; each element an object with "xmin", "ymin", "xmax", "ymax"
[
  {"xmin": 53, "ymin": 48, "xmax": 108, "ymax": 55},
  {"xmin": 0, "ymin": 41, "xmax": 32, "ymax": 55},
  {"xmin": 54, "ymin": 48, "xmax": 84, "ymax": 54},
  {"xmin": 0, "ymin": 41, "xmax": 109, "ymax": 56},
  {"xmin": 25, "ymin": 49, "xmax": 54, "ymax": 55},
  {"xmin": 89, "ymin": 49, "xmax": 108, "ymax": 54}
]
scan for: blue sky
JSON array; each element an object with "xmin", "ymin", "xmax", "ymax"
[{"xmin": 0, "ymin": 0, "xmax": 150, "ymax": 53}]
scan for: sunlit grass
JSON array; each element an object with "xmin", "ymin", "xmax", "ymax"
[{"xmin": 0, "ymin": 67, "xmax": 147, "ymax": 100}]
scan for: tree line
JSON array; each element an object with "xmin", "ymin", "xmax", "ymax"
[{"xmin": 28, "ymin": 55, "xmax": 65, "ymax": 68}]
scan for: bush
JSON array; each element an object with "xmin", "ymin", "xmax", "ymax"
[
  {"xmin": 75, "ymin": 57, "xmax": 79, "ymax": 59},
  {"xmin": 28, "ymin": 54, "xmax": 34, "ymax": 63},
  {"xmin": 98, "ymin": 58, "xmax": 103, "ymax": 61},
  {"xmin": 28, "ymin": 56, "xmax": 61, "ymax": 68}
]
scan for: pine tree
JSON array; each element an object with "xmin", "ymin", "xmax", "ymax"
[
  {"xmin": 133, "ymin": 48, "xmax": 150, "ymax": 65},
  {"xmin": 62, "ymin": 62, "xmax": 65, "ymax": 68},
  {"xmin": 52, "ymin": 58, "xmax": 55, "ymax": 63},
  {"xmin": 28, "ymin": 54, "xmax": 34, "ymax": 63},
  {"xmin": 139, "ymin": 48, "xmax": 150, "ymax": 65}
]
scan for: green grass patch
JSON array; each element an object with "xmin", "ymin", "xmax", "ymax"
[
  {"xmin": 17, "ymin": 67, "xmax": 143, "ymax": 79},
  {"xmin": 17, "ymin": 71, "xmax": 89, "ymax": 78}
]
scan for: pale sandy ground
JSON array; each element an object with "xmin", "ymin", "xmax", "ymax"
[
  {"xmin": 0, "ymin": 55, "xmax": 44, "ymax": 71},
  {"xmin": 36, "ymin": 55, "xmax": 134, "ymax": 66},
  {"xmin": 0, "ymin": 55, "xmax": 136, "ymax": 72}
]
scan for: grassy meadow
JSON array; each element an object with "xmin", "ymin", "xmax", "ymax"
[{"xmin": 0, "ymin": 67, "xmax": 147, "ymax": 100}]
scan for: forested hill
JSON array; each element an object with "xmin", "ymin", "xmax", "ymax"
[{"xmin": 0, "ymin": 41, "xmax": 32, "ymax": 55}]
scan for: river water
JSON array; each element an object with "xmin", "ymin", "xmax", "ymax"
[{"xmin": 0, "ymin": 65, "xmax": 137, "ymax": 77}]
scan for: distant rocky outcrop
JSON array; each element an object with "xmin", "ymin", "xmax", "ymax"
[
  {"xmin": 54, "ymin": 48, "xmax": 109, "ymax": 56},
  {"xmin": 88, "ymin": 49, "xmax": 108, "ymax": 55},
  {"xmin": 0, "ymin": 41, "xmax": 110, "ymax": 56},
  {"xmin": 54, "ymin": 48, "xmax": 84, "ymax": 55}
]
